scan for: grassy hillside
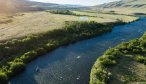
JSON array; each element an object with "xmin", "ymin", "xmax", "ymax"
[
  {"xmin": 0, "ymin": 0, "xmax": 82, "ymax": 13},
  {"xmin": 90, "ymin": 32, "xmax": 146, "ymax": 84},
  {"xmin": 91, "ymin": 0, "xmax": 146, "ymax": 15},
  {"xmin": 97, "ymin": 0, "xmax": 146, "ymax": 8},
  {"xmin": 0, "ymin": 0, "xmax": 44, "ymax": 13}
]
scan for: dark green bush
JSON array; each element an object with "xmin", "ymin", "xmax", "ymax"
[
  {"xmin": 49, "ymin": 10, "xmax": 75, "ymax": 15},
  {"xmin": 134, "ymin": 55, "xmax": 146, "ymax": 64},
  {"xmin": 104, "ymin": 48, "xmax": 115, "ymax": 55},
  {"xmin": 94, "ymin": 68, "xmax": 108, "ymax": 84},
  {"xmin": 117, "ymin": 42, "xmax": 129, "ymax": 50},
  {"xmin": 104, "ymin": 48, "xmax": 123, "ymax": 56},
  {"xmin": 9, "ymin": 62, "xmax": 25, "ymax": 76},
  {"xmin": 35, "ymin": 48, "xmax": 47, "ymax": 56},
  {"xmin": 20, "ymin": 51, "xmax": 37, "ymax": 63},
  {"xmin": 140, "ymin": 40, "xmax": 146, "ymax": 48},
  {"xmin": 0, "ymin": 72, "xmax": 8, "ymax": 84},
  {"xmin": 127, "ymin": 39, "xmax": 140, "ymax": 48},
  {"xmin": 99, "ymin": 56, "xmax": 117, "ymax": 67},
  {"xmin": 132, "ymin": 47, "xmax": 142, "ymax": 54},
  {"xmin": 43, "ymin": 43, "xmax": 57, "ymax": 51}
]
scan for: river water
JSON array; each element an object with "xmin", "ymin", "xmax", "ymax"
[{"xmin": 10, "ymin": 18, "xmax": 146, "ymax": 84}]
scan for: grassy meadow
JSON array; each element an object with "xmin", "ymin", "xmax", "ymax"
[
  {"xmin": 0, "ymin": 10, "xmax": 138, "ymax": 41},
  {"xmin": 72, "ymin": 11, "xmax": 138, "ymax": 22},
  {"xmin": 101, "ymin": 8, "xmax": 146, "ymax": 15}
]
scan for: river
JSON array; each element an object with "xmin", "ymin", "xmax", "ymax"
[{"xmin": 10, "ymin": 18, "xmax": 146, "ymax": 84}]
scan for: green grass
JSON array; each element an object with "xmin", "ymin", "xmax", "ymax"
[
  {"xmin": 90, "ymin": 33, "xmax": 146, "ymax": 84},
  {"xmin": 134, "ymin": 55, "xmax": 146, "ymax": 64},
  {"xmin": 49, "ymin": 10, "xmax": 76, "ymax": 15}
]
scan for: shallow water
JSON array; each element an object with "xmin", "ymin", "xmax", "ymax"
[{"xmin": 10, "ymin": 18, "xmax": 146, "ymax": 84}]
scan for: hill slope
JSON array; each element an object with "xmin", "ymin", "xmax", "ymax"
[
  {"xmin": 0, "ymin": 0, "xmax": 81, "ymax": 13},
  {"xmin": 92, "ymin": 0, "xmax": 146, "ymax": 15},
  {"xmin": 97, "ymin": 0, "xmax": 146, "ymax": 8}
]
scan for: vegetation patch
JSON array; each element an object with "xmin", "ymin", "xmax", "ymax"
[
  {"xmin": 49, "ymin": 10, "xmax": 76, "ymax": 15},
  {"xmin": 49, "ymin": 10, "xmax": 97, "ymax": 17},
  {"xmin": 90, "ymin": 33, "xmax": 146, "ymax": 84},
  {"xmin": 0, "ymin": 19, "xmax": 12, "ymax": 24}
]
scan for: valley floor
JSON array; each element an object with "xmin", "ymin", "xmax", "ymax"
[{"xmin": 0, "ymin": 10, "xmax": 138, "ymax": 41}]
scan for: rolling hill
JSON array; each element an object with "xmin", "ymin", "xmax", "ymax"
[
  {"xmin": 97, "ymin": 0, "xmax": 146, "ymax": 8},
  {"xmin": 0, "ymin": 0, "xmax": 82, "ymax": 13},
  {"xmin": 91, "ymin": 0, "xmax": 146, "ymax": 15}
]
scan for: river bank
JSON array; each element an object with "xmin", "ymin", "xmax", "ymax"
[
  {"xmin": 9, "ymin": 17, "xmax": 146, "ymax": 84},
  {"xmin": 0, "ymin": 20, "xmax": 128, "ymax": 83},
  {"xmin": 90, "ymin": 20, "xmax": 146, "ymax": 84}
]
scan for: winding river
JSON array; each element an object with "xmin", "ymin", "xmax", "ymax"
[{"xmin": 10, "ymin": 18, "xmax": 146, "ymax": 84}]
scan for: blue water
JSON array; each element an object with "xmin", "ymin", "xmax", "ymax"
[{"xmin": 10, "ymin": 18, "xmax": 146, "ymax": 84}]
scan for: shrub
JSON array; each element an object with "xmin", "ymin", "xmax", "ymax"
[
  {"xmin": 117, "ymin": 42, "xmax": 129, "ymax": 50},
  {"xmin": 132, "ymin": 47, "xmax": 142, "ymax": 54},
  {"xmin": 35, "ymin": 48, "xmax": 47, "ymax": 56},
  {"xmin": 49, "ymin": 10, "xmax": 75, "ymax": 15},
  {"xmin": 45, "ymin": 43, "xmax": 58, "ymax": 51},
  {"xmin": 104, "ymin": 48, "xmax": 123, "ymax": 56},
  {"xmin": 9, "ymin": 62, "xmax": 25, "ymax": 75},
  {"xmin": 134, "ymin": 55, "xmax": 146, "ymax": 64},
  {"xmin": 0, "ymin": 72, "xmax": 8, "ymax": 84},
  {"xmin": 128, "ymin": 39, "xmax": 140, "ymax": 48},
  {"xmin": 104, "ymin": 48, "xmax": 114, "ymax": 55},
  {"xmin": 94, "ymin": 68, "xmax": 108, "ymax": 84},
  {"xmin": 99, "ymin": 57, "xmax": 117, "ymax": 67},
  {"xmin": 140, "ymin": 40, "xmax": 146, "ymax": 48},
  {"xmin": 20, "ymin": 51, "xmax": 37, "ymax": 63}
]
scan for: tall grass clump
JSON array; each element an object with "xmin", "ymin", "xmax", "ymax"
[{"xmin": 134, "ymin": 55, "xmax": 146, "ymax": 64}]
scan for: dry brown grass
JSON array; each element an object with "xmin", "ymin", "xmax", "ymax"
[
  {"xmin": 0, "ymin": 11, "xmax": 138, "ymax": 41},
  {"xmin": 109, "ymin": 55, "xmax": 146, "ymax": 84},
  {"xmin": 101, "ymin": 8, "xmax": 146, "ymax": 15}
]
